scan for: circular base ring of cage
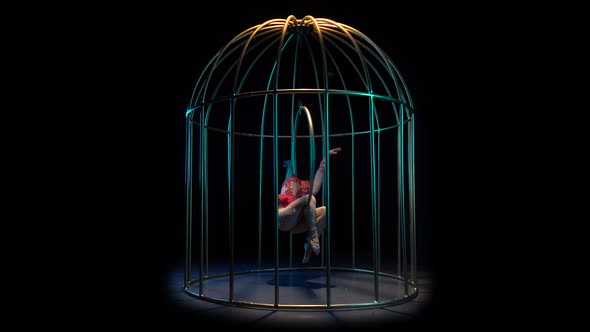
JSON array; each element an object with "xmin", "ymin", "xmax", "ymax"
[{"xmin": 185, "ymin": 267, "xmax": 418, "ymax": 310}]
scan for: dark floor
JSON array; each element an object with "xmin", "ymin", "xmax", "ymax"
[{"xmin": 165, "ymin": 264, "xmax": 433, "ymax": 330}]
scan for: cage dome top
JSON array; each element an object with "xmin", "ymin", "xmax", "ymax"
[{"xmin": 188, "ymin": 15, "xmax": 413, "ymax": 115}]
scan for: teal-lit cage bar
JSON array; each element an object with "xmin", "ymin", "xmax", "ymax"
[{"xmin": 184, "ymin": 15, "xmax": 417, "ymax": 309}]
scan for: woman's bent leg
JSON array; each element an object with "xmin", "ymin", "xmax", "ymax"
[
  {"xmin": 278, "ymin": 196, "xmax": 308, "ymax": 231},
  {"xmin": 305, "ymin": 195, "xmax": 320, "ymax": 255},
  {"xmin": 315, "ymin": 206, "xmax": 326, "ymax": 236}
]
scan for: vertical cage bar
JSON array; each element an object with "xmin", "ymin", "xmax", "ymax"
[
  {"xmin": 204, "ymin": 122, "xmax": 209, "ymax": 277},
  {"xmin": 397, "ymin": 115, "xmax": 402, "ymax": 277},
  {"xmin": 258, "ymin": 135, "xmax": 263, "ymax": 270},
  {"xmin": 198, "ymin": 110, "xmax": 204, "ymax": 295},
  {"xmin": 409, "ymin": 113, "xmax": 417, "ymax": 284},
  {"xmin": 399, "ymin": 106, "xmax": 409, "ymax": 296},
  {"xmin": 184, "ymin": 114, "xmax": 193, "ymax": 290},
  {"xmin": 324, "ymin": 96, "xmax": 332, "ymax": 307},
  {"xmin": 273, "ymin": 94, "xmax": 280, "ymax": 307},
  {"xmin": 380, "ymin": 110, "xmax": 381, "ymax": 273},
  {"xmin": 351, "ymin": 132, "xmax": 356, "ymax": 269},
  {"xmin": 229, "ymin": 99, "xmax": 237, "ymax": 302},
  {"xmin": 320, "ymin": 123, "xmax": 330, "ymax": 267},
  {"xmin": 258, "ymin": 99, "xmax": 270, "ymax": 270},
  {"xmin": 258, "ymin": 125, "xmax": 263, "ymax": 270},
  {"xmin": 369, "ymin": 96, "xmax": 379, "ymax": 302}
]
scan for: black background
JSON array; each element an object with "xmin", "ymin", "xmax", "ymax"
[{"xmin": 2, "ymin": 1, "xmax": 589, "ymax": 330}]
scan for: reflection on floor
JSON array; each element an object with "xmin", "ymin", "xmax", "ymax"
[{"xmin": 165, "ymin": 262, "xmax": 433, "ymax": 329}]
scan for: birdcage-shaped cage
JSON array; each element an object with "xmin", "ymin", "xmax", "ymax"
[{"xmin": 184, "ymin": 15, "xmax": 417, "ymax": 309}]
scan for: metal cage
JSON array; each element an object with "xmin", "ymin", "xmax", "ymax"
[{"xmin": 184, "ymin": 15, "xmax": 417, "ymax": 309}]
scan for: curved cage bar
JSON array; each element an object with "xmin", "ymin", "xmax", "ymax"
[{"xmin": 184, "ymin": 15, "xmax": 418, "ymax": 309}]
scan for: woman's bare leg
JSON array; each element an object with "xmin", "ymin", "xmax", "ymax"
[
  {"xmin": 278, "ymin": 196, "xmax": 309, "ymax": 231},
  {"xmin": 304, "ymin": 195, "xmax": 320, "ymax": 255},
  {"xmin": 315, "ymin": 206, "xmax": 326, "ymax": 236},
  {"xmin": 301, "ymin": 205, "xmax": 325, "ymax": 263},
  {"xmin": 290, "ymin": 206, "xmax": 325, "ymax": 234},
  {"xmin": 280, "ymin": 195, "xmax": 326, "ymax": 263},
  {"xmin": 292, "ymin": 195, "xmax": 320, "ymax": 255}
]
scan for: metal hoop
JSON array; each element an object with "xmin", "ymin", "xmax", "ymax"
[{"xmin": 291, "ymin": 105, "xmax": 316, "ymax": 205}]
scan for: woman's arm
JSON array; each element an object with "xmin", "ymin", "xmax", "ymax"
[{"xmin": 311, "ymin": 147, "xmax": 342, "ymax": 195}]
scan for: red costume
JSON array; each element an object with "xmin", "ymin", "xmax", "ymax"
[{"xmin": 278, "ymin": 176, "xmax": 310, "ymax": 208}]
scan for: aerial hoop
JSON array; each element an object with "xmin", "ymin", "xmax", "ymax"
[{"xmin": 290, "ymin": 105, "xmax": 316, "ymax": 206}]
